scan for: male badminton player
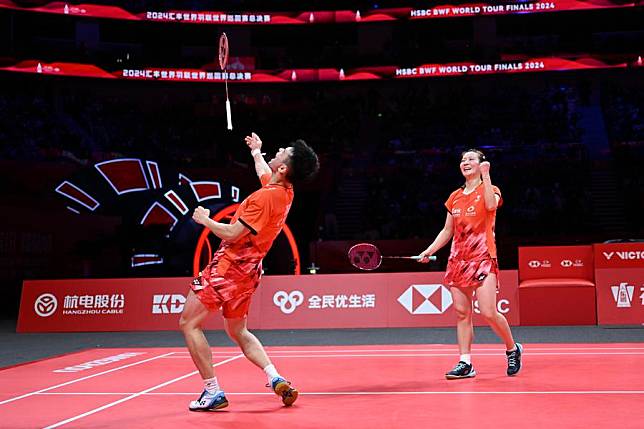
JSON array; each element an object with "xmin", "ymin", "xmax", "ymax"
[
  {"xmin": 417, "ymin": 149, "xmax": 523, "ymax": 379},
  {"xmin": 180, "ymin": 132, "xmax": 319, "ymax": 411}
]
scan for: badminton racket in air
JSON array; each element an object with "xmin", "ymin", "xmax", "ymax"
[{"xmin": 218, "ymin": 32, "xmax": 232, "ymax": 130}]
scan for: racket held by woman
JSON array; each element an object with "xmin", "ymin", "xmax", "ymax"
[{"xmin": 348, "ymin": 243, "xmax": 436, "ymax": 271}]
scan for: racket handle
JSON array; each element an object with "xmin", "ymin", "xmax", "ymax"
[
  {"xmin": 226, "ymin": 99, "xmax": 233, "ymax": 130},
  {"xmin": 382, "ymin": 255, "xmax": 437, "ymax": 261},
  {"xmin": 411, "ymin": 255, "xmax": 437, "ymax": 261}
]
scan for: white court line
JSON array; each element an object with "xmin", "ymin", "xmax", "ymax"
[
  {"xmin": 179, "ymin": 346, "xmax": 644, "ymax": 355},
  {"xmin": 43, "ymin": 354, "xmax": 244, "ymax": 429},
  {"xmin": 0, "ymin": 352, "xmax": 175, "ymax": 406},
  {"xmin": 161, "ymin": 352, "xmax": 644, "ymax": 359},
  {"xmin": 40, "ymin": 393, "xmax": 131, "ymax": 396},
  {"xmin": 37, "ymin": 390, "xmax": 644, "ymax": 396}
]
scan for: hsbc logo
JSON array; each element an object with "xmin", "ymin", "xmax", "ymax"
[
  {"xmin": 528, "ymin": 259, "xmax": 551, "ymax": 268},
  {"xmin": 398, "ymin": 284, "xmax": 453, "ymax": 315},
  {"xmin": 34, "ymin": 293, "xmax": 58, "ymax": 317},
  {"xmin": 561, "ymin": 259, "xmax": 584, "ymax": 268},
  {"xmin": 152, "ymin": 294, "xmax": 186, "ymax": 314}
]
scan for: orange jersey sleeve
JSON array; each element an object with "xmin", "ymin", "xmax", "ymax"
[{"xmin": 444, "ymin": 189, "xmax": 460, "ymax": 214}]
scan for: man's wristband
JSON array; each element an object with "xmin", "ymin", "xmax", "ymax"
[{"xmin": 251, "ymin": 148, "xmax": 262, "ymax": 156}]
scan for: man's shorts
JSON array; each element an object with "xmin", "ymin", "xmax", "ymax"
[
  {"xmin": 444, "ymin": 258, "xmax": 499, "ymax": 289},
  {"xmin": 190, "ymin": 258, "xmax": 262, "ymax": 319}
]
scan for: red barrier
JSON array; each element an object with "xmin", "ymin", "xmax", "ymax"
[
  {"xmin": 594, "ymin": 243, "xmax": 644, "ymax": 326},
  {"xmin": 18, "ymin": 278, "xmax": 237, "ymax": 332},
  {"xmin": 18, "ymin": 271, "xmax": 519, "ymax": 332},
  {"xmin": 594, "ymin": 243, "xmax": 644, "ymax": 269},
  {"xmin": 518, "ymin": 245, "xmax": 594, "ymax": 281},
  {"xmin": 518, "ymin": 245, "xmax": 596, "ymax": 325},
  {"xmin": 260, "ymin": 271, "xmax": 519, "ymax": 329}
]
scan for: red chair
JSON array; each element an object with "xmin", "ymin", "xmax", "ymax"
[{"xmin": 518, "ymin": 245, "xmax": 596, "ymax": 325}]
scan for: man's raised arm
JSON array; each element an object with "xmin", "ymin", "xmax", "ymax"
[{"xmin": 245, "ymin": 132, "xmax": 272, "ymax": 179}]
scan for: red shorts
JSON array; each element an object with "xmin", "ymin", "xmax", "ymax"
[
  {"xmin": 190, "ymin": 258, "xmax": 262, "ymax": 319},
  {"xmin": 444, "ymin": 258, "xmax": 499, "ymax": 289}
]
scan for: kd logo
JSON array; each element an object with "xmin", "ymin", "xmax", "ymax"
[
  {"xmin": 560, "ymin": 259, "xmax": 573, "ymax": 267},
  {"xmin": 528, "ymin": 260, "xmax": 541, "ymax": 268},
  {"xmin": 273, "ymin": 291, "xmax": 304, "ymax": 314},
  {"xmin": 34, "ymin": 293, "xmax": 57, "ymax": 317}
]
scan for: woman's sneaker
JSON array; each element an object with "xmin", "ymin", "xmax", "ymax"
[
  {"xmin": 269, "ymin": 376, "xmax": 299, "ymax": 406},
  {"xmin": 506, "ymin": 343, "xmax": 524, "ymax": 376},
  {"xmin": 188, "ymin": 390, "xmax": 228, "ymax": 411},
  {"xmin": 445, "ymin": 361, "xmax": 476, "ymax": 380}
]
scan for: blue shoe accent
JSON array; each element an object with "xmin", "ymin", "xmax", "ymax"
[{"xmin": 189, "ymin": 390, "xmax": 228, "ymax": 411}]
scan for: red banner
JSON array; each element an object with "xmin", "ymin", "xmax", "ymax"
[
  {"xmin": 0, "ymin": 1, "xmax": 636, "ymax": 24},
  {"xmin": 593, "ymin": 243, "xmax": 644, "ymax": 269},
  {"xmin": 595, "ymin": 268, "xmax": 644, "ymax": 326},
  {"xmin": 18, "ymin": 278, "xmax": 240, "ymax": 332},
  {"xmin": 594, "ymin": 243, "xmax": 644, "ymax": 326},
  {"xmin": 385, "ymin": 271, "xmax": 519, "ymax": 328},
  {"xmin": 18, "ymin": 271, "xmax": 519, "ymax": 332},
  {"xmin": 0, "ymin": 56, "xmax": 635, "ymax": 83},
  {"xmin": 257, "ymin": 274, "xmax": 387, "ymax": 329},
  {"xmin": 518, "ymin": 245, "xmax": 594, "ymax": 281},
  {"xmin": 408, "ymin": 0, "xmax": 635, "ymax": 18}
]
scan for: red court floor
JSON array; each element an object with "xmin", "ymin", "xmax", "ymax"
[{"xmin": 1, "ymin": 343, "xmax": 643, "ymax": 429}]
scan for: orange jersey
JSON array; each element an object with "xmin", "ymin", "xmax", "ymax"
[
  {"xmin": 445, "ymin": 183, "xmax": 502, "ymax": 260},
  {"xmin": 216, "ymin": 173, "xmax": 293, "ymax": 275}
]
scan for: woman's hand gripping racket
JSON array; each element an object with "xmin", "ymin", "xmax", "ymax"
[
  {"xmin": 348, "ymin": 243, "xmax": 436, "ymax": 271},
  {"xmin": 219, "ymin": 32, "xmax": 232, "ymax": 130}
]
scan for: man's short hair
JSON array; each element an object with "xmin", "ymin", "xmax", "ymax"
[{"xmin": 286, "ymin": 139, "xmax": 320, "ymax": 186}]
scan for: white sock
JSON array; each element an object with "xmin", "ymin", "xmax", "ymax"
[
  {"xmin": 204, "ymin": 377, "xmax": 220, "ymax": 394},
  {"xmin": 263, "ymin": 364, "xmax": 280, "ymax": 382},
  {"xmin": 460, "ymin": 354, "xmax": 472, "ymax": 364}
]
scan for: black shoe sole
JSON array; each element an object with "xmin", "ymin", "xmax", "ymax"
[
  {"xmin": 274, "ymin": 381, "xmax": 299, "ymax": 406},
  {"xmin": 445, "ymin": 370, "xmax": 477, "ymax": 380}
]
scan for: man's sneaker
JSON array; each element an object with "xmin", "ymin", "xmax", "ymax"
[
  {"xmin": 269, "ymin": 376, "xmax": 299, "ymax": 406},
  {"xmin": 188, "ymin": 390, "xmax": 228, "ymax": 411},
  {"xmin": 506, "ymin": 343, "xmax": 524, "ymax": 376},
  {"xmin": 445, "ymin": 361, "xmax": 476, "ymax": 379}
]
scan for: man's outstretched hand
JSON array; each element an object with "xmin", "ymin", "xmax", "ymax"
[{"xmin": 245, "ymin": 132, "xmax": 262, "ymax": 152}]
